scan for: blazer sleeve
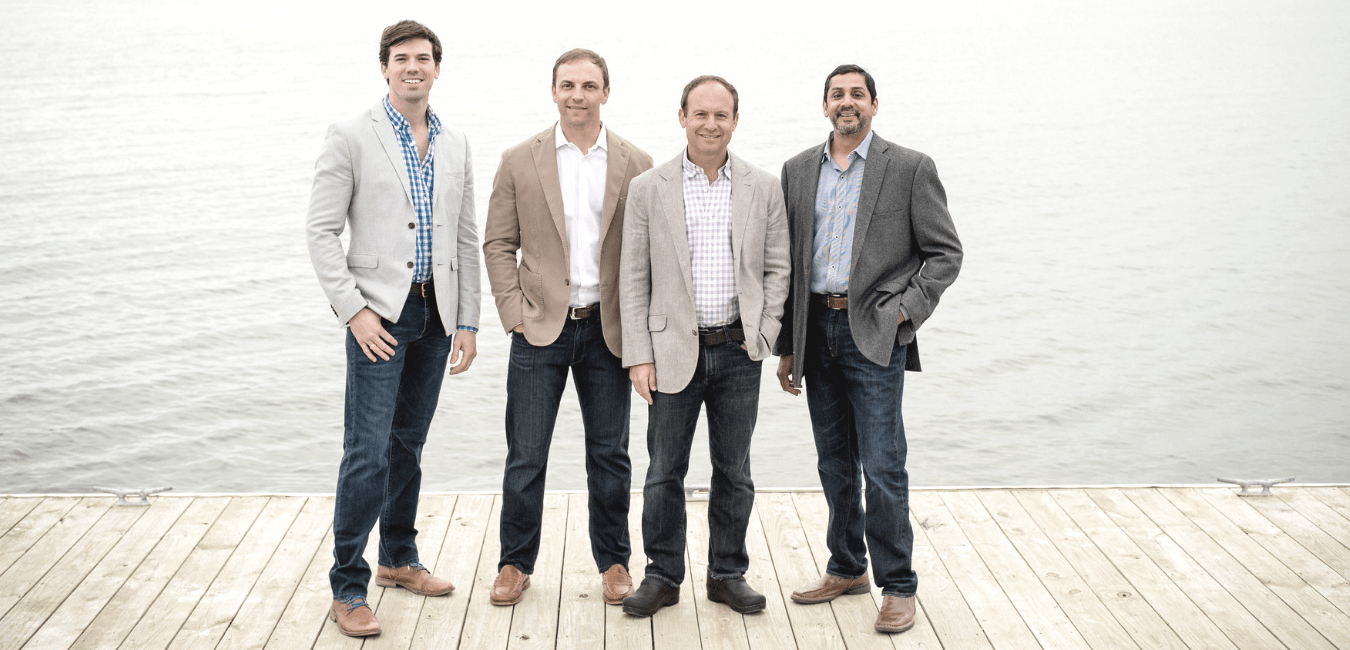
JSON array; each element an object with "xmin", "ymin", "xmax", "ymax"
[
  {"xmin": 482, "ymin": 151, "xmax": 523, "ymax": 333},
  {"xmin": 758, "ymin": 174, "xmax": 791, "ymax": 352},
  {"xmin": 455, "ymin": 138, "xmax": 481, "ymax": 330},
  {"xmin": 619, "ymin": 174, "xmax": 655, "ymax": 367},
  {"xmin": 899, "ymin": 154, "xmax": 963, "ymax": 329},
  {"xmin": 305, "ymin": 123, "xmax": 367, "ymax": 326},
  {"xmin": 773, "ymin": 163, "xmax": 796, "ymax": 357}
]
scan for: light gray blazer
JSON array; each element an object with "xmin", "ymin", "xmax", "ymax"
[
  {"xmin": 620, "ymin": 151, "xmax": 790, "ymax": 393},
  {"xmin": 775, "ymin": 132, "xmax": 962, "ymax": 384},
  {"xmin": 306, "ymin": 100, "xmax": 481, "ymax": 335}
]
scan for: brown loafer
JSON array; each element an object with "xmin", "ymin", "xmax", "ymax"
[
  {"xmin": 875, "ymin": 594, "xmax": 916, "ymax": 633},
  {"xmin": 329, "ymin": 597, "xmax": 380, "ymax": 637},
  {"xmin": 791, "ymin": 572, "xmax": 870, "ymax": 604},
  {"xmin": 375, "ymin": 562, "xmax": 454, "ymax": 596},
  {"xmin": 490, "ymin": 564, "xmax": 531, "ymax": 606},
  {"xmin": 601, "ymin": 564, "xmax": 633, "ymax": 605}
]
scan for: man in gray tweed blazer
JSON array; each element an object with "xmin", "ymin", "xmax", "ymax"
[{"xmin": 774, "ymin": 64, "xmax": 962, "ymax": 635}]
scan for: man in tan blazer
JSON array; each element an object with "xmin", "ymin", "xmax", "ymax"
[
  {"xmin": 618, "ymin": 75, "xmax": 790, "ymax": 617},
  {"xmin": 482, "ymin": 48, "xmax": 653, "ymax": 607}
]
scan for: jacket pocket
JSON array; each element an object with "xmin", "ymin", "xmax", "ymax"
[
  {"xmin": 346, "ymin": 253, "xmax": 378, "ymax": 269},
  {"xmin": 648, "ymin": 314, "xmax": 667, "ymax": 332},
  {"xmin": 520, "ymin": 267, "xmax": 544, "ymax": 320}
]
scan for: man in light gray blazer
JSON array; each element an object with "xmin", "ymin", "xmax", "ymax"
[
  {"xmin": 619, "ymin": 76, "xmax": 790, "ymax": 617},
  {"xmin": 305, "ymin": 20, "xmax": 479, "ymax": 638},
  {"xmin": 775, "ymin": 65, "xmax": 962, "ymax": 635}
]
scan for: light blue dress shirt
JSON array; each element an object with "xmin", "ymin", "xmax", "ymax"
[{"xmin": 811, "ymin": 130, "xmax": 874, "ymax": 294}]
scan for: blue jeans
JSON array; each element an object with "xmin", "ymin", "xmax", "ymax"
[
  {"xmin": 642, "ymin": 341, "xmax": 761, "ymax": 587},
  {"xmin": 804, "ymin": 304, "xmax": 918, "ymax": 597},
  {"xmin": 331, "ymin": 291, "xmax": 453, "ymax": 599},
  {"xmin": 500, "ymin": 316, "xmax": 631, "ymax": 574}
]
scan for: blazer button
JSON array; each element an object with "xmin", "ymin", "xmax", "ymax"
[
  {"xmin": 408, "ymin": 222, "xmax": 415, "ymax": 229},
  {"xmin": 407, "ymin": 262, "xmax": 414, "ymax": 268},
  {"xmin": 565, "ymin": 279, "xmax": 570, "ymax": 285}
]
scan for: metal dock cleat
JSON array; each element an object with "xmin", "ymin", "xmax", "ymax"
[
  {"xmin": 1216, "ymin": 477, "xmax": 1294, "ymax": 497},
  {"xmin": 93, "ymin": 486, "xmax": 173, "ymax": 506}
]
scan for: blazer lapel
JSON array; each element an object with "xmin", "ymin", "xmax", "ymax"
[
  {"xmin": 792, "ymin": 148, "xmax": 824, "ymax": 282},
  {"xmin": 601, "ymin": 132, "xmax": 629, "ymax": 240},
  {"xmin": 851, "ymin": 135, "xmax": 889, "ymax": 260},
  {"xmin": 729, "ymin": 152, "xmax": 754, "ymax": 262},
  {"xmin": 531, "ymin": 128, "xmax": 569, "ymax": 253},
  {"xmin": 655, "ymin": 157, "xmax": 696, "ymax": 303},
  {"xmin": 371, "ymin": 103, "xmax": 414, "ymax": 207}
]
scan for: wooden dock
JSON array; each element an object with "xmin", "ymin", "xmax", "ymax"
[{"xmin": 1, "ymin": 486, "xmax": 1349, "ymax": 649}]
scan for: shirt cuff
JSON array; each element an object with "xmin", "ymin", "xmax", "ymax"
[
  {"xmin": 457, "ymin": 325, "xmax": 478, "ymax": 333},
  {"xmin": 899, "ymin": 306, "xmax": 909, "ymax": 323}
]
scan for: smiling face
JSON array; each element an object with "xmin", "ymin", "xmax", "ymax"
[
  {"xmin": 381, "ymin": 38, "xmax": 439, "ymax": 106},
  {"xmin": 679, "ymin": 81, "xmax": 738, "ymax": 164},
  {"xmin": 551, "ymin": 60, "xmax": 609, "ymax": 133},
  {"xmin": 823, "ymin": 72, "xmax": 878, "ymax": 136}
]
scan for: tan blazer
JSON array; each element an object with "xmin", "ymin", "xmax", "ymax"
[
  {"xmin": 483, "ymin": 125, "xmax": 653, "ymax": 357},
  {"xmin": 619, "ymin": 152, "xmax": 791, "ymax": 393}
]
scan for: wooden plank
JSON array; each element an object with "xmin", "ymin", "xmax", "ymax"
[
  {"xmin": 1256, "ymin": 489, "xmax": 1350, "ymax": 579},
  {"xmin": 1280, "ymin": 488, "xmax": 1350, "ymax": 563},
  {"xmin": 685, "ymin": 498, "xmax": 750, "ymax": 650},
  {"xmin": 906, "ymin": 492, "xmax": 992, "ymax": 649},
  {"xmin": 755, "ymin": 492, "xmax": 845, "ymax": 650},
  {"xmin": 363, "ymin": 494, "xmax": 457, "ymax": 650},
  {"xmin": 1010, "ymin": 491, "xmax": 1186, "ymax": 650},
  {"xmin": 975, "ymin": 490, "xmax": 1141, "ymax": 650},
  {"xmin": 70, "ymin": 498, "xmax": 231, "ymax": 650},
  {"xmin": 0, "ymin": 499, "xmax": 78, "ymax": 574},
  {"xmin": 504, "ymin": 492, "xmax": 566, "ymax": 648},
  {"xmin": 648, "ymin": 496, "xmax": 700, "ymax": 650},
  {"xmin": 410, "ymin": 494, "xmax": 493, "ymax": 649},
  {"xmin": 262, "ymin": 521, "xmax": 334, "ymax": 649},
  {"xmin": 555, "ymin": 492, "xmax": 604, "ymax": 649},
  {"xmin": 310, "ymin": 512, "xmax": 383, "ymax": 649},
  {"xmin": 942, "ymin": 491, "xmax": 1090, "ymax": 649},
  {"xmin": 215, "ymin": 496, "xmax": 334, "ymax": 650},
  {"xmin": 605, "ymin": 492, "xmax": 653, "ymax": 649},
  {"xmin": 1158, "ymin": 488, "xmax": 1350, "ymax": 645},
  {"xmin": 741, "ymin": 501, "xmax": 800, "ymax": 650},
  {"xmin": 117, "ymin": 496, "xmax": 269, "ymax": 650},
  {"xmin": 11, "ymin": 497, "xmax": 190, "ymax": 649},
  {"xmin": 455, "ymin": 495, "xmax": 511, "ymax": 650},
  {"xmin": 0, "ymin": 499, "xmax": 40, "ymax": 539},
  {"xmin": 0, "ymin": 497, "xmax": 112, "ymax": 619},
  {"xmin": 792, "ymin": 491, "xmax": 942, "ymax": 649},
  {"xmin": 1319, "ymin": 488, "xmax": 1350, "ymax": 522},
  {"xmin": 910, "ymin": 490, "xmax": 1040, "ymax": 649}
]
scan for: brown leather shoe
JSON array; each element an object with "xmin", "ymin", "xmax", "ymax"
[
  {"xmin": 329, "ymin": 597, "xmax": 380, "ymax": 637},
  {"xmin": 791, "ymin": 572, "xmax": 871, "ymax": 604},
  {"xmin": 601, "ymin": 564, "xmax": 633, "ymax": 605},
  {"xmin": 490, "ymin": 564, "xmax": 531, "ymax": 606},
  {"xmin": 875, "ymin": 594, "xmax": 916, "ymax": 633},
  {"xmin": 375, "ymin": 562, "xmax": 454, "ymax": 596}
]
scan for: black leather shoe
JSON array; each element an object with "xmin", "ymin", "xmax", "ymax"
[
  {"xmin": 623, "ymin": 576, "xmax": 680, "ymax": 617},
  {"xmin": 706, "ymin": 576, "xmax": 767, "ymax": 613}
]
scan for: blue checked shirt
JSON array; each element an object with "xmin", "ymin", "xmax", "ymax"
[
  {"xmin": 682, "ymin": 151, "xmax": 738, "ymax": 327},
  {"xmin": 811, "ymin": 129, "xmax": 874, "ymax": 294},
  {"xmin": 382, "ymin": 97, "xmax": 476, "ymax": 332}
]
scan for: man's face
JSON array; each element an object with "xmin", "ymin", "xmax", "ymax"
[
  {"xmin": 552, "ymin": 60, "xmax": 609, "ymax": 132},
  {"xmin": 823, "ymin": 72, "xmax": 877, "ymax": 136},
  {"xmin": 382, "ymin": 38, "xmax": 439, "ymax": 105},
  {"xmin": 679, "ymin": 81, "xmax": 738, "ymax": 162}
]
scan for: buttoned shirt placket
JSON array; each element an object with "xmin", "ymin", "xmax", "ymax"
[
  {"xmin": 811, "ymin": 130, "xmax": 873, "ymax": 294},
  {"xmin": 383, "ymin": 96, "xmax": 442, "ymax": 284},
  {"xmin": 555, "ymin": 122, "xmax": 608, "ymax": 307},
  {"xmin": 681, "ymin": 152, "xmax": 738, "ymax": 328}
]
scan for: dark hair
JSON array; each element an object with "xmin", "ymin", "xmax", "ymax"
[
  {"xmin": 379, "ymin": 20, "xmax": 442, "ymax": 66},
  {"xmin": 823, "ymin": 64, "xmax": 877, "ymax": 102},
  {"xmin": 680, "ymin": 75, "xmax": 739, "ymax": 115},
  {"xmin": 552, "ymin": 48, "xmax": 609, "ymax": 90}
]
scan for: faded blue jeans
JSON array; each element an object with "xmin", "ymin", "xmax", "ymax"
[
  {"xmin": 331, "ymin": 290, "xmax": 452, "ymax": 600},
  {"xmin": 499, "ymin": 316, "xmax": 631, "ymax": 575},
  {"xmin": 642, "ymin": 340, "xmax": 761, "ymax": 587},
  {"xmin": 803, "ymin": 303, "xmax": 918, "ymax": 597}
]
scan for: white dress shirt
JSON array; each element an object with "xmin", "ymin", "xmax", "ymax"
[{"xmin": 555, "ymin": 122, "xmax": 608, "ymax": 307}]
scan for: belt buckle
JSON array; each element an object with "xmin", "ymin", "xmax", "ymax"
[
  {"xmin": 420, "ymin": 283, "xmax": 430, "ymax": 298},
  {"xmin": 569, "ymin": 306, "xmax": 584, "ymax": 320}
]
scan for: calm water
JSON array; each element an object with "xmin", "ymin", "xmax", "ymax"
[{"xmin": 2, "ymin": 0, "xmax": 1348, "ymax": 493}]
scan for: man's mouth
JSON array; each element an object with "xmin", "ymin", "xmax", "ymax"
[{"xmin": 402, "ymin": 78, "xmax": 423, "ymax": 85}]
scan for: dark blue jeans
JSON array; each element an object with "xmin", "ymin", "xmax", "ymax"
[
  {"xmin": 642, "ymin": 341, "xmax": 761, "ymax": 587},
  {"xmin": 500, "ymin": 316, "xmax": 631, "ymax": 574},
  {"xmin": 331, "ymin": 291, "xmax": 452, "ymax": 600},
  {"xmin": 804, "ymin": 304, "xmax": 918, "ymax": 597}
]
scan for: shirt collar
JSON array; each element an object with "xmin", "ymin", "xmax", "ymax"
[
  {"xmin": 382, "ymin": 95, "xmax": 442, "ymax": 139},
  {"xmin": 820, "ymin": 129, "xmax": 875, "ymax": 165},
  {"xmin": 555, "ymin": 122, "xmax": 608, "ymax": 152},
  {"xmin": 682, "ymin": 149, "xmax": 731, "ymax": 181}
]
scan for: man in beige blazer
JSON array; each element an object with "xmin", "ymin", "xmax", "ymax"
[
  {"xmin": 306, "ymin": 21, "xmax": 479, "ymax": 637},
  {"xmin": 618, "ymin": 76, "xmax": 790, "ymax": 617},
  {"xmin": 482, "ymin": 48, "xmax": 653, "ymax": 607}
]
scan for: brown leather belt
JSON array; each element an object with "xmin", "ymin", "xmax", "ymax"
[
  {"xmin": 699, "ymin": 321, "xmax": 746, "ymax": 346},
  {"xmin": 568, "ymin": 304, "xmax": 599, "ymax": 320},
  {"xmin": 410, "ymin": 281, "xmax": 433, "ymax": 297},
  {"xmin": 813, "ymin": 293, "xmax": 848, "ymax": 309}
]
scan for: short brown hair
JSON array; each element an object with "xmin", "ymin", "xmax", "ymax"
[
  {"xmin": 379, "ymin": 20, "xmax": 442, "ymax": 66},
  {"xmin": 552, "ymin": 48, "xmax": 609, "ymax": 90},
  {"xmin": 680, "ymin": 75, "xmax": 738, "ymax": 115}
]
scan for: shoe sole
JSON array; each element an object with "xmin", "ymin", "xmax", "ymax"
[
  {"xmin": 876, "ymin": 620, "xmax": 916, "ymax": 634},
  {"xmin": 489, "ymin": 576, "xmax": 531, "ymax": 606},
  {"xmin": 790, "ymin": 583, "xmax": 871, "ymax": 604},
  {"xmin": 375, "ymin": 577, "xmax": 454, "ymax": 597},
  {"xmin": 622, "ymin": 592, "xmax": 680, "ymax": 617},
  {"xmin": 328, "ymin": 609, "xmax": 381, "ymax": 637}
]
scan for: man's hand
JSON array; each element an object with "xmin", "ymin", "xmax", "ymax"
[
  {"xmin": 449, "ymin": 331, "xmax": 477, "ymax": 375},
  {"xmin": 350, "ymin": 308, "xmax": 398, "ymax": 362},
  {"xmin": 776, "ymin": 355, "xmax": 801, "ymax": 396},
  {"xmin": 629, "ymin": 363, "xmax": 657, "ymax": 405},
  {"xmin": 899, "ymin": 311, "xmax": 907, "ymax": 324},
  {"xmin": 512, "ymin": 323, "xmax": 524, "ymax": 334}
]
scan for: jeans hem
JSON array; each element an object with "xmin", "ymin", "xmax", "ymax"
[
  {"xmin": 647, "ymin": 573, "xmax": 681, "ymax": 588},
  {"xmin": 881, "ymin": 589, "xmax": 916, "ymax": 598},
  {"xmin": 708, "ymin": 571, "xmax": 744, "ymax": 581},
  {"xmin": 825, "ymin": 569, "xmax": 867, "ymax": 580}
]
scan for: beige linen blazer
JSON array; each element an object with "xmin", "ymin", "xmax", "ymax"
[
  {"xmin": 482, "ymin": 125, "xmax": 653, "ymax": 357},
  {"xmin": 306, "ymin": 100, "xmax": 481, "ymax": 334},
  {"xmin": 619, "ymin": 151, "xmax": 791, "ymax": 393}
]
